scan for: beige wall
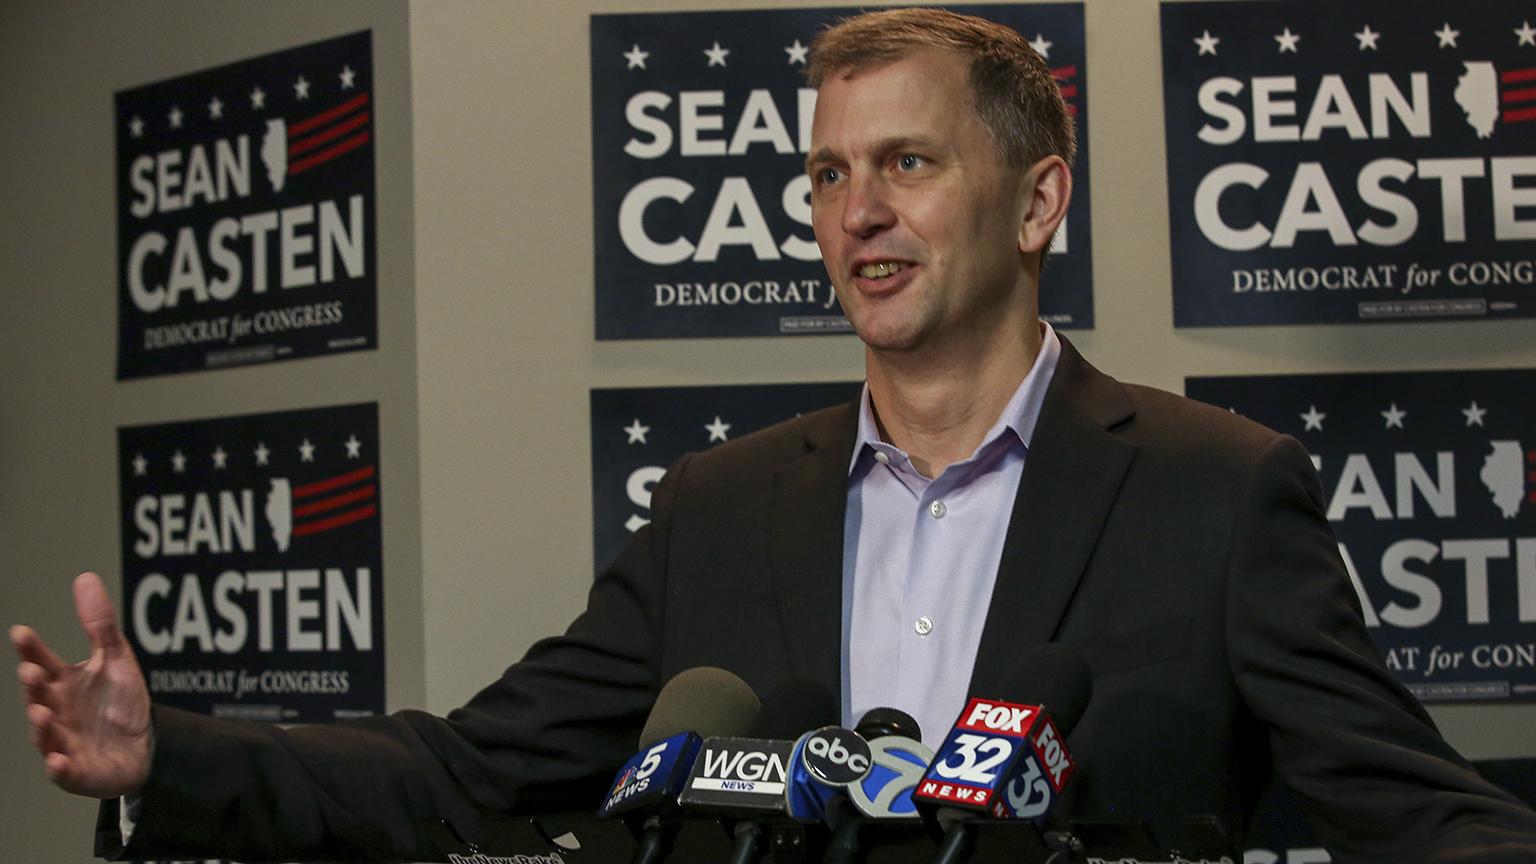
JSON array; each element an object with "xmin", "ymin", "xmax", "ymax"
[{"xmin": 2, "ymin": 1, "xmax": 1532, "ymax": 862}]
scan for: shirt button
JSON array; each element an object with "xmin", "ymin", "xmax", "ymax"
[
  {"xmin": 915, "ymin": 616, "xmax": 934, "ymax": 636},
  {"xmin": 929, "ymin": 500, "xmax": 947, "ymax": 519},
  {"xmin": 874, "ymin": 450, "xmax": 890, "ymax": 464}
]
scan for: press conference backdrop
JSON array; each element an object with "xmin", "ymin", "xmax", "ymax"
[{"xmin": 2, "ymin": 2, "xmax": 1533, "ymax": 863}]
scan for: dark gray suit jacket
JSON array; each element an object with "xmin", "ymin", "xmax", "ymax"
[{"xmin": 101, "ymin": 338, "xmax": 1536, "ymax": 862}]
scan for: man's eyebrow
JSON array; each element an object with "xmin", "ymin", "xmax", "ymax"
[
  {"xmin": 804, "ymin": 136, "xmax": 942, "ymax": 173},
  {"xmin": 804, "ymin": 147, "xmax": 838, "ymax": 173}
]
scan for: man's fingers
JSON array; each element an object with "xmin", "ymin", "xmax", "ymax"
[
  {"xmin": 73, "ymin": 573, "xmax": 127, "ymax": 658},
  {"xmin": 9, "ymin": 625, "xmax": 69, "ymax": 678},
  {"xmin": 17, "ymin": 661, "xmax": 57, "ymax": 709}
]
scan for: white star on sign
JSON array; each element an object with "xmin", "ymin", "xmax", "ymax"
[
  {"xmin": 623, "ymin": 44, "xmax": 650, "ymax": 70},
  {"xmin": 208, "ymin": 96, "xmax": 223, "ymax": 119},
  {"xmin": 299, "ymin": 438, "xmax": 316, "ymax": 462},
  {"xmin": 129, "ymin": 115, "xmax": 144, "ymax": 138},
  {"xmin": 133, "ymin": 453, "xmax": 147, "ymax": 476},
  {"xmin": 171, "ymin": 450, "xmax": 187, "ymax": 473},
  {"xmin": 1274, "ymin": 28, "xmax": 1300, "ymax": 53},
  {"xmin": 704, "ymin": 41, "xmax": 730, "ymax": 67},
  {"xmin": 1517, "ymin": 21, "xmax": 1536, "ymax": 47},
  {"xmin": 345, "ymin": 434, "xmax": 362, "ymax": 458},
  {"xmin": 1435, "ymin": 23, "xmax": 1460, "ymax": 49},
  {"xmin": 705, "ymin": 415, "xmax": 732, "ymax": 442},
  {"xmin": 168, "ymin": 105, "xmax": 183, "ymax": 129},
  {"xmin": 254, "ymin": 441, "xmax": 270, "ymax": 466},
  {"xmin": 1462, "ymin": 401, "xmax": 1488, "ymax": 427},
  {"xmin": 1028, "ymin": 33, "xmax": 1053, "ymax": 59},
  {"xmin": 294, "ymin": 75, "xmax": 311, "ymax": 100},
  {"xmin": 1300, "ymin": 405, "xmax": 1326, "ymax": 432},
  {"xmin": 250, "ymin": 86, "xmax": 266, "ymax": 110},
  {"xmin": 624, "ymin": 419, "xmax": 650, "ymax": 445},
  {"xmin": 784, "ymin": 39, "xmax": 809, "ymax": 65},
  {"xmin": 1381, "ymin": 403, "xmax": 1407, "ymax": 429},
  {"xmin": 1354, "ymin": 25, "xmax": 1380, "ymax": 51},
  {"xmin": 212, "ymin": 446, "xmax": 228, "ymax": 469},
  {"xmin": 340, "ymin": 65, "xmax": 357, "ymax": 89},
  {"xmin": 1194, "ymin": 30, "xmax": 1220, "ymax": 56}
]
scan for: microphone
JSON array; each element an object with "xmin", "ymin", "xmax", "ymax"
[
  {"xmin": 598, "ymin": 667, "xmax": 761, "ymax": 864},
  {"xmin": 912, "ymin": 645, "xmax": 1093, "ymax": 864},
  {"xmin": 678, "ymin": 678, "xmax": 839, "ymax": 864}
]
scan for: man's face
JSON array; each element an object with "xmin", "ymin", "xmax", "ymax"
[{"xmin": 807, "ymin": 49, "xmax": 1031, "ymax": 354}]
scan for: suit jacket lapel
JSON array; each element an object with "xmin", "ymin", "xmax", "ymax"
[
  {"xmin": 970, "ymin": 337, "xmax": 1138, "ymax": 697},
  {"xmin": 768, "ymin": 401, "xmax": 859, "ymax": 698}
]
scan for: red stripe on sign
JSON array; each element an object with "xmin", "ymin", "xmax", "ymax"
[
  {"xmin": 294, "ymin": 465, "xmax": 376, "ymax": 499},
  {"xmin": 294, "ymin": 503, "xmax": 377, "ymax": 537},
  {"xmin": 293, "ymin": 483, "xmax": 377, "ymax": 518},
  {"xmin": 1051, "ymin": 65, "xmax": 1077, "ymax": 80},
  {"xmin": 1502, "ymin": 68, "xmax": 1536, "ymax": 85},
  {"xmin": 1502, "ymin": 86, "xmax": 1536, "ymax": 105},
  {"xmin": 290, "ymin": 111, "xmax": 370, "ymax": 157},
  {"xmin": 289, "ymin": 130, "xmax": 371, "ymax": 175},
  {"xmin": 1059, "ymin": 84, "xmax": 1078, "ymax": 99},
  {"xmin": 288, "ymin": 92, "xmax": 371, "ymax": 136},
  {"xmin": 1504, "ymin": 106, "xmax": 1536, "ymax": 123}
]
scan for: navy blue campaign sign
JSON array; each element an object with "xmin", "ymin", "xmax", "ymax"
[
  {"xmin": 1161, "ymin": 1, "xmax": 1536, "ymax": 327},
  {"xmin": 591, "ymin": 5, "xmax": 1092, "ymax": 339},
  {"xmin": 118, "ymin": 403, "xmax": 384, "ymax": 721},
  {"xmin": 590, "ymin": 381, "xmax": 860, "ymax": 571},
  {"xmin": 1186, "ymin": 371, "xmax": 1536, "ymax": 703},
  {"xmin": 116, "ymin": 32, "xmax": 377, "ymax": 378}
]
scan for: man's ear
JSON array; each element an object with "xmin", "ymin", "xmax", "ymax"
[{"xmin": 1018, "ymin": 155, "xmax": 1072, "ymax": 255}]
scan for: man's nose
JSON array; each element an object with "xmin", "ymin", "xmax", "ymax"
[{"xmin": 840, "ymin": 174, "xmax": 895, "ymax": 238}]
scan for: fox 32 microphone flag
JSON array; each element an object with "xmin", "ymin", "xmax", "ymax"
[
  {"xmin": 115, "ymin": 31, "xmax": 377, "ymax": 378},
  {"xmin": 118, "ymin": 403, "xmax": 384, "ymax": 722},
  {"xmin": 1187, "ymin": 369, "xmax": 1536, "ymax": 703},
  {"xmin": 1161, "ymin": 1, "xmax": 1536, "ymax": 326},
  {"xmin": 590, "ymin": 4, "xmax": 1093, "ymax": 339}
]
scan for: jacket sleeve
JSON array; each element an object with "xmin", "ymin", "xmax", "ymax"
[
  {"xmin": 1225, "ymin": 435, "xmax": 1536, "ymax": 863},
  {"xmin": 96, "ymin": 455, "xmax": 695, "ymax": 863}
]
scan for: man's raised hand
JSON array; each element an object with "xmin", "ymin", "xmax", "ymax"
[{"xmin": 12, "ymin": 572, "xmax": 152, "ymax": 799}]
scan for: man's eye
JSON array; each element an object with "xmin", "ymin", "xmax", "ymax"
[
  {"xmin": 817, "ymin": 168, "xmax": 843, "ymax": 186},
  {"xmin": 897, "ymin": 154, "xmax": 925, "ymax": 171}
]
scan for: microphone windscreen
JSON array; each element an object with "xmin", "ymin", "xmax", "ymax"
[
  {"xmin": 1001, "ymin": 644, "xmax": 1093, "ymax": 736},
  {"xmin": 855, "ymin": 706, "xmax": 922, "ymax": 742},
  {"xmin": 640, "ymin": 666, "xmax": 761, "ymax": 747},
  {"xmin": 749, "ymin": 678, "xmax": 840, "ymax": 738}
]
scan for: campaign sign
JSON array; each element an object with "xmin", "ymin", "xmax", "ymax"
[
  {"xmin": 591, "ymin": 4, "xmax": 1092, "ymax": 339},
  {"xmin": 118, "ymin": 403, "xmax": 384, "ymax": 721},
  {"xmin": 590, "ymin": 381, "xmax": 860, "ymax": 571},
  {"xmin": 116, "ymin": 31, "xmax": 377, "ymax": 378},
  {"xmin": 1186, "ymin": 371, "xmax": 1536, "ymax": 702},
  {"xmin": 1161, "ymin": 1, "xmax": 1536, "ymax": 326}
]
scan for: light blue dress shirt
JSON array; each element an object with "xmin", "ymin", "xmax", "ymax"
[{"xmin": 841, "ymin": 324, "xmax": 1061, "ymax": 745}]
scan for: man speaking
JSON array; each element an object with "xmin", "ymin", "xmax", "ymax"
[{"xmin": 13, "ymin": 8, "xmax": 1536, "ymax": 862}]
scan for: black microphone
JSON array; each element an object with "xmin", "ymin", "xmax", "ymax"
[
  {"xmin": 598, "ymin": 666, "xmax": 761, "ymax": 864},
  {"xmin": 912, "ymin": 644, "xmax": 1093, "ymax": 864},
  {"xmin": 677, "ymin": 678, "xmax": 839, "ymax": 864}
]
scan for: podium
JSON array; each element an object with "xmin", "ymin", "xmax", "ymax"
[{"xmin": 423, "ymin": 813, "xmax": 1237, "ymax": 864}]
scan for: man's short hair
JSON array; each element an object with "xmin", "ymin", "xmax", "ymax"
[{"xmin": 806, "ymin": 7, "xmax": 1076, "ymax": 169}]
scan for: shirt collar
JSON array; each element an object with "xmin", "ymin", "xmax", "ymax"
[{"xmin": 848, "ymin": 322, "xmax": 1062, "ymax": 476}]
